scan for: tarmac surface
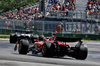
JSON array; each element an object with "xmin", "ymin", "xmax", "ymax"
[{"xmin": 0, "ymin": 39, "xmax": 100, "ymax": 66}]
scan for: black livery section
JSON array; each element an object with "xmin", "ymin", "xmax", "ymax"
[{"xmin": 56, "ymin": 37, "xmax": 82, "ymax": 42}]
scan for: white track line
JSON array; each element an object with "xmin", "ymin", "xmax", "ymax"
[{"xmin": 0, "ymin": 38, "xmax": 9, "ymax": 40}]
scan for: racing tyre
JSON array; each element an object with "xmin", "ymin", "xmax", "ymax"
[
  {"xmin": 75, "ymin": 45, "xmax": 88, "ymax": 60},
  {"xmin": 42, "ymin": 42, "xmax": 55, "ymax": 57},
  {"xmin": 10, "ymin": 34, "xmax": 16, "ymax": 43},
  {"xmin": 19, "ymin": 39, "xmax": 29, "ymax": 54}
]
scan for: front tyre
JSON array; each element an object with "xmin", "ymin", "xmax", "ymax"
[
  {"xmin": 75, "ymin": 45, "xmax": 88, "ymax": 60},
  {"xmin": 19, "ymin": 39, "xmax": 29, "ymax": 54}
]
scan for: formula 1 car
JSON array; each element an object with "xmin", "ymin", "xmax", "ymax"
[
  {"xmin": 10, "ymin": 30, "xmax": 37, "ymax": 43},
  {"xmin": 13, "ymin": 34, "xmax": 88, "ymax": 60}
]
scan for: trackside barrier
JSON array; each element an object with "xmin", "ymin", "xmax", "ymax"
[
  {"xmin": 0, "ymin": 29, "xmax": 100, "ymax": 40},
  {"xmin": 34, "ymin": 31, "xmax": 100, "ymax": 40},
  {"xmin": 0, "ymin": 29, "xmax": 15, "ymax": 34},
  {"xmin": 0, "ymin": 29, "xmax": 2, "ymax": 34}
]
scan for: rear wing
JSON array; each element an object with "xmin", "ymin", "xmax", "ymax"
[{"xmin": 56, "ymin": 37, "xmax": 82, "ymax": 42}]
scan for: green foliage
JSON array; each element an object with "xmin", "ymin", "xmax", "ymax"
[{"xmin": 0, "ymin": 0, "xmax": 39, "ymax": 13}]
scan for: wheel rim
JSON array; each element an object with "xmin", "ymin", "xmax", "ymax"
[{"xmin": 42, "ymin": 44, "xmax": 46, "ymax": 55}]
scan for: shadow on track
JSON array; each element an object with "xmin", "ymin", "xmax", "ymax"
[{"xmin": 27, "ymin": 53, "xmax": 74, "ymax": 60}]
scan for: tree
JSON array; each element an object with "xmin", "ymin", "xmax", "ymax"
[{"xmin": 0, "ymin": 0, "xmax": 39, "ymax": 13}]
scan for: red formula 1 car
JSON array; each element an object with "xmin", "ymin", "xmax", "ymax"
[{"xmin": 14, "ymin": 35, "xmax": 88, "ymax": 60}]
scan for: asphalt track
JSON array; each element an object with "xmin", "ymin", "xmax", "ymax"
[{"xmin": 0, "ymin": 40, "xmax": 100, "ymax": 66}]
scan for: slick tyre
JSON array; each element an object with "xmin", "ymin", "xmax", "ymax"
[
  {"xmin": 10, "ymin": 34, "xmax": 16, "ymax": 43},
  {"xmin": 42, "ymin": 42, "xmax": 55, "ymax": 57},
  {"xmin": 19, "ymin": 39, "xmax": 29, "ymax": 54},
  {"xmin": 75, "ymin": 45, "xmax": 88, "ymax": 60}
]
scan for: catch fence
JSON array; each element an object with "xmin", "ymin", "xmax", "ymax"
[{"xmin": 0, "ymin": 18, "xmax": 100, "ymax": 34}]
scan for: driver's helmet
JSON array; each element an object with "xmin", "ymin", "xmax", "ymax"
[
  {"xmin": 39, "ymin": 35, "xmax": 44, "ymax": 41},
  {"xmin": 33, "ymin": 34, "xmax": 39, "ymax": 39},
  {"xmin": 52, "ymin": 33, "xmax": 56, "ymax": 40}
]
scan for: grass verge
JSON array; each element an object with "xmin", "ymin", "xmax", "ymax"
[{"xmin": 0, "ymin": 34, "xmax": 10, "ymax": 38}]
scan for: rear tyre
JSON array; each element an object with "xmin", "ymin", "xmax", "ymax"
[
  {"xmin": 19, "ymin": 39, "xmax": 29, "ymax": 54},
  {"xmin": 42, "ymin": 42, "xmax": 55, "ymax": 57},
  {"xmin": 10, "ymin": 34, "xmax": 16, "ymax": 43},
  {"xmin": 75, "ymin": 45, "xmax": 88, "ymax": 60}
]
